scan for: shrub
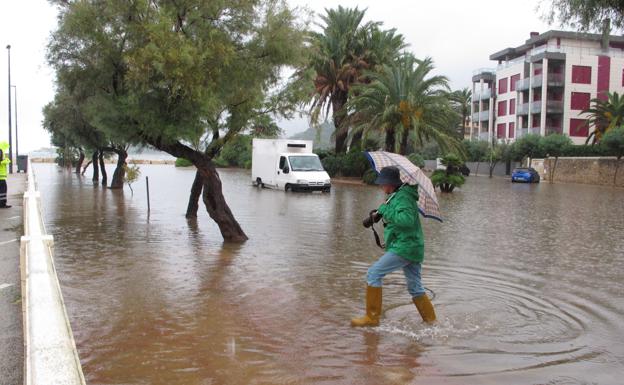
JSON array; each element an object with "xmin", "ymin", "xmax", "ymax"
[
  {"xmin": 362, "ymin": 169, "xmax": 377, "ymax": 184},
  {"xmin": 321, "ymin": 154, "xmax": 342, "ymax": 177},
  {"xmin": 219, "ymin": 135, "xmax": 252, "ymax": 168},
  {"xmin": 340, "ymin": 151, "xmax": 369, "ymax": 177},
  {"xmin": 175, "ymin": 157, "xmax": 193, "ymax": 167},
  {"xmin": 407, "ymin": 153, "xmax": 425, "ymax": 168}
]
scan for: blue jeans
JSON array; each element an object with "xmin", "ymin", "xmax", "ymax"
[{"xmin": 367, "ymin": 252, "xmax": 425, "ymax": 298}]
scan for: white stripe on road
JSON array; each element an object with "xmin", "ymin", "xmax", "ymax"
[
  {"xmin": 0, "ymin": 238, "xmax": 18, "ymax": 246},
  {"xmin": 0, "ymin": 283, "xmax": 14, "ymax": 291}
]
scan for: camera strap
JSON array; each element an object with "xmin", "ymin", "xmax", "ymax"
[{"xmin": 369, "ymin": 211, "xmax": 384, "ymax": 249}]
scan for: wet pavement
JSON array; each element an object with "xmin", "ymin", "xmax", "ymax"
[
  {"xmin": 33, "ymin": 163, "xmax": 624, "ymax": 385},
  {"xmin": 0, "ymin": 172, "xmax": 26, "ymax": 385}
]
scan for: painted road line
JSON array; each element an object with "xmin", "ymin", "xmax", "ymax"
[
  {"xmin": 0, "ymin": 283, "xmax": 14, "ymax": 291},
  {"xmin": 0, "ymin": 239, "xmax": 18, "ymax": 246}
]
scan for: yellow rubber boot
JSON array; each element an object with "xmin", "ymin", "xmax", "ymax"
[
  {"xmin": 413, "ymin": 294, "xmax": 436, "ymax": 324},
  {"xmin": 351, "ymin": 286, "xmax": 382, "ymax": 327}
]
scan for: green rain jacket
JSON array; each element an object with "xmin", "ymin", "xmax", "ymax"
[{"xmin": 376, "ymin": 184, "xmax": 424, "ymax": 262}]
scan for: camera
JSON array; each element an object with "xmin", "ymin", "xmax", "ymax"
[{"xmin": 363, "ymin": 210, "xmax": 383, "ymax": 228}]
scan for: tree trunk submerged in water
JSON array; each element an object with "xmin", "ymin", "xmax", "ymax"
[
  {"xmin": 146, "ymin": 137, "xmax": 248, "ymax": 242},
  {"xmin": 109, "ymin": 148, "xmax": 128, "ymax": 189},
  {"xmin": 91, "ymin": 151, "xmax": 99, "ymax": 183},
  {"xmin": 186, "ymin": 170, "xmax": 204, "ymax": 219},
  {"xmin": 99, "ymin": 150, "xmax": 107, "ymax": 185},
  {"xmin": 75, "ymin": 149, "xmax": 85, "ymax": 174}
]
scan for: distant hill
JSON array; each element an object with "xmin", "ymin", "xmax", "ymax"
[{"xmin": 289, "ymin": 121, "xmax": 335, "ymax": 149}]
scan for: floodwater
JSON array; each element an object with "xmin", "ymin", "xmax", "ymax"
[{"xmin": 34, "ymin": 163, "xmax": 624, "ymax": 385}]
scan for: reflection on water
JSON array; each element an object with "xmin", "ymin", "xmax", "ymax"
[{"xmin": 35, "ymin": 163, "xmax": 624, "ymax": 385}]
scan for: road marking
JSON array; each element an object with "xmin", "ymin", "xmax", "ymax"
[
  {"xmin": 0, "ymin": 283, "xmax": 14, "ymax": 291},
  {"xmin": 7, "ymin": 216, "xmax": 20, "ymax": 220},
  {"xmin": 0, "ymin": 239, "xmax": 18, "ymax": 246}
]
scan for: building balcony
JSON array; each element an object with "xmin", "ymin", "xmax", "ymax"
[
  {"xmin": 518, "ymin": 100, "xmax": 563, "ymax": 115},
  {"xmin": 531, "ymin": 73, "xmax": 565, "ymax": 89},
  {"xmin": 530, "ymin": 127, "xmax": 541, "ymax": 135},
  {"xmin": 545, "ymin": 126, "xmax": 563, "ymax": 135},
  {"xmin": 518, "ymin": 127, "xmax": 529, "ymax": 138},
  {"xmin": 472, "ymin": 110, "xmax": 490, "ymax": 122},
  {"xmin": 478, "ymin": 88, "xmax": 492, "ymax": 100},
  {"xmin": 479, "ymin": 132, "xmax": 490, "ymax": 141},
  {"xmin": 516, "ymin": 78, "xmax": 530, "ymax": 91},
  {"xmin": 545, "ymin": 100, "xmax": 563, "ymax": 113},
  {"xmin": 517, "ymin": 102, "xmax": 529, "ymax": 115}
]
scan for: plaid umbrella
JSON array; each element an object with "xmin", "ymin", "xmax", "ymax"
[{"xmin": 364, "ymin": 151, "xmax": 442, "ymax": 222}]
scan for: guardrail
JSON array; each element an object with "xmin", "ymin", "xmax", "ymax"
[{"xmin": 20, "ymin": 160, "xmax": 86, "ymax": 385}]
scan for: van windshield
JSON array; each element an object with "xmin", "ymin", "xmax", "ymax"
[{"xmin": 288, "ymin": 156, "xmax": 324, "ymax": 171}]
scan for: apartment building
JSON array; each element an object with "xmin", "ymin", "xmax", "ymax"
[{"xmin": 471, "ymin": 30, "xmax": 624, "ymax": 144}]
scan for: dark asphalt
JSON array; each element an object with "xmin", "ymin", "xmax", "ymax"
[{"xmin": 0, "ymin": 173, "xmax": 26, "ymax": 385}]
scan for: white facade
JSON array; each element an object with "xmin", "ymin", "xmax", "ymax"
[{"xmin": 471, "ymin": 31, "xmax": 624, "ymax": 144}]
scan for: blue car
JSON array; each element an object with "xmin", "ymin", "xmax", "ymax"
[{"xmin": 511, "ymin": 167, "xmax": 540, "ymax": 183}]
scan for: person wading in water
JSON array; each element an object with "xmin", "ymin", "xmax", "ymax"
[{"xmin": 351, "ymin": 166, "xmax": 436, "ymax": 327}]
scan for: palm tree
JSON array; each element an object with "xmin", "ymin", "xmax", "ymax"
[
  {"xmin": 582, "ymin": 91, "xmax": 624, "ymax": 144},
  {"xmin": 449, "ymin": 88, "xmax": 472, "ymax": 138},
  {"xmin": 345, "ymin": 55, "xmax": 463, "ymax": 155},
  {"xmin": 309, "ymin": 6, "xmax": 405, "ymax": 153}
]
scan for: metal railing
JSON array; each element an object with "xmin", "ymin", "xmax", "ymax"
[
  {"xmin": 530, "ymin": 44, "xmax": 624, "ymax": 59},
  {"xmin": 531, "ymin": 101, "xmax": 543, "ymax": 113},
  {"xmin": 517, "ymin": 102, "xmax": 530, "ymax": 115},
  {"xmin": 515, "ymin": 78, "xmax": 530, "ymax": 91},
  {"xmin": 472, "ymin": 67, "xmax": 496, "ymax": 76},
  {"xmin": 546, "ymin": 126, "xmax": 563, "ymax": 135},
  {"xmin": 20, "ymin": 160, "xmax": 86, "ymax": 385}
]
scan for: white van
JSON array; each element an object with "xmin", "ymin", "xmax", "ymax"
[{"xmin": 252, "ymin": 139, "xmax": 331, "ymax": 192}]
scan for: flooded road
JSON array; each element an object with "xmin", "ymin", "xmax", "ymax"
[{"xmin": 34, "ymin": 163, "xmax": 624, "ymax": 384}]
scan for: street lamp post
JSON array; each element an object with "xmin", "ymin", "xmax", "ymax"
[
  {"xmin": 11, "ymin": 85, "xmax": 17, "ymax": 160},
  {"xmin": 6, "ymin": 45, "xmax": 13, "ymax": 174}
]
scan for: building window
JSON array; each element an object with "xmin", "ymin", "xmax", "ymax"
[
  {"xmin": 498, "ymin": 100, "xmax": 507, "ymax": 116},
  {"xmin": 498, "ymin": 77, "xmax": 508, "ymax": 94},
  {"xmin": 509, "ymin": 98, "xmax": 516, "ymax": 115},
  {"xmin": 509, "ymin": 122, "xmax": 515, "ymax": 138},
  {"xmin": 497, "ymin": 123, "xmax": 506, "ymax": 139},
  {"xmin": 570, "ymin": 119, "xmax": 589, "ymax": 137},
  {"xmin": 570, "ymin": 92, "xmax": 591, "ymax": 110},
  {"xmin": 510, "ymin": 74, "xmax": 520, "ymax": 92},
  {"xmin": 572, "ymin": 65, "xmax": 592, "ymax": 84},
  {"xmin": 534, "ymin": 67, "xmax": 543, "ymax": 75}
]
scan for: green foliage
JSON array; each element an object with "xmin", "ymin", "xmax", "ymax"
[
  {"xmin": 346, "ymin": 55, "xmax": 463, "ymax": 155},
  {"xmin": 512, "ymin": 134, "xmax": 545, "ymax": 161},
  {"xmin": 463, "ymin": 140, "xmax": 489, "ymax": 162},
  {"xmin": 217, "ymin": 135, "xmax": 253, "ymax": 169},
  {"xmin": 602, "ymin": 126, "xmax": 624, "ymax": 159},
  {"xmin": 340, "ymin": 151, "xmax": 369, "ymax": 177},
  {"xmin": 320, "ymin": 154, "xmax": 342, "ymax": 177},
  {"xmin": 308, "ymin": 6, "xmax": 406, "ymax": 153},
  {"xmin": 123, "ymin": 164, "xmax": 141, "ymax": 195},
  {"xmin": 449, "ymin": 88, "xmax": 472, "ymax": 137},
  {"xmin": 407, "ymin": 153, "xmax": 425, "ymax": 168},
  {"xmin": 540, "ymin": 134, "xmax": 573, "ymax": 158},
  {"xmin": 175, "ymin": 158, "xmax": 193, "ymax": 167},
  {"xmin": 431, "ymin": 169, "xmax": 465, "ymax": 193},
  {"xmin": 362, "ymin": 169, "xmax": 378, "ymax": 185},
  {"xmin": 544, "ymin": 0, "xmax": 624, "ymax": 32},
  {"xmin": 47, "ymin": 0, "xmax": 309, "ymax": 161},
  {"xmin": 318, "ymin": 150, "xmax": 369, "ymax": 177},
  {"xmin": 581, "ymin": 92, "xmax": 624, "ymax": 144},
  {"xmin": 431, "ymin": 153, "xmax": 465, "ymax": 192}
]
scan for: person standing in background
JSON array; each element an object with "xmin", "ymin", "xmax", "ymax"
[{"xmin": 0, "ymin": 141, "xmax": 11, "ymax": 209}]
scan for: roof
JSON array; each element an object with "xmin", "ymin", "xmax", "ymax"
[{"xmin": 489, "ymin": 30, "xmax": 624, "ymax": 61}]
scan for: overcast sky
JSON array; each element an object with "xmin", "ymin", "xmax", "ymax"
[{"xmin": 0, "ymin": 0, "xmax": 557, "ymax": 153}]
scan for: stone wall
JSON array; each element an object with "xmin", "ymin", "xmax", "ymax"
[{"xmin": 533, "ymin": 157, "xmax": 624, "ymax": 187}]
